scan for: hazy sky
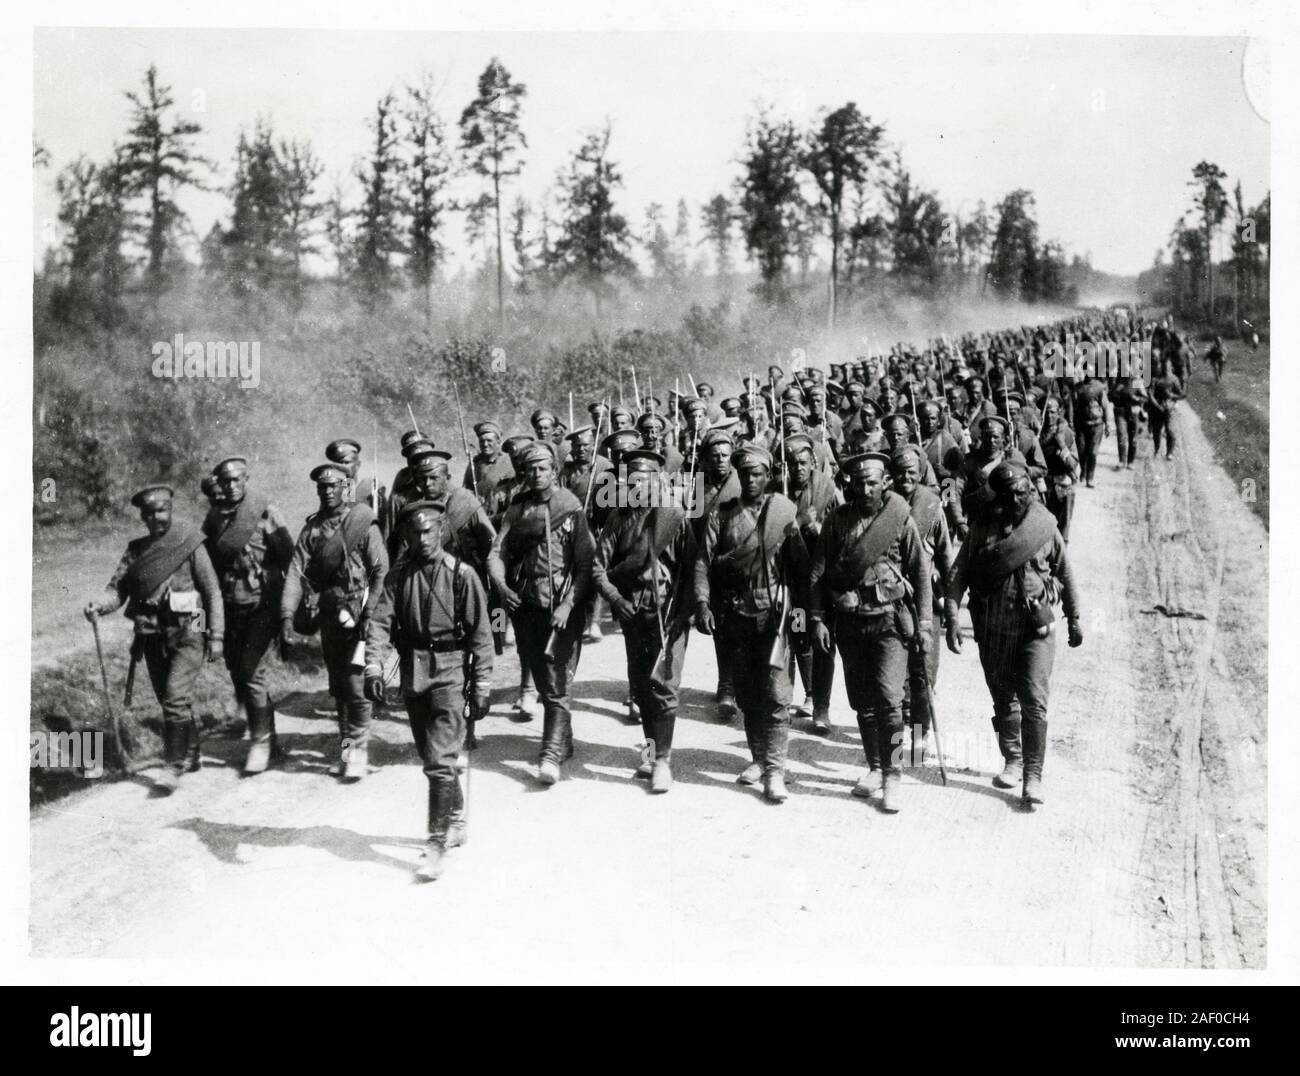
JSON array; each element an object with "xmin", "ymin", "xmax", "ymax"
[{"xmin": 32, "ymin": 28, "xmax": 1270, "ymax": 276}]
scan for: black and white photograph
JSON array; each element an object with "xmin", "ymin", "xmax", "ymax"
[{"xmin": 7, "ymin": 0, "xmax": 1297, "ymax": 1006}]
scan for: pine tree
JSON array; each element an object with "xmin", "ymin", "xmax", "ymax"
[
  {"xmin": 116, "ymin": 64, "xmax": 213, "ymax": 294},
  {"xmin": 353, "ymin": 93, "xmax": 406, "ymax": 307},
  {"xmin": 1189, "ymin": 160, "xmax": 1229, "ymax": 322},
  {"xmin": 699, "ymin": 193, "xmax": 734, "ymax": 278},
  {"xmin": 735, "ymin": 109, "xmax": 802, "ymax": 303},
  {"xmin": 404, "ymin": 76, "xmax": 453, "ymax": 303},
  {"xmin": 459, "ymin": 58, "xmax": 527, "ymax": 323}
]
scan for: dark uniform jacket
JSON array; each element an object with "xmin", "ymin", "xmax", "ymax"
[
  {"xmin": 280, "ymin": 505, "xmax": 388, "ymax": 624},
  {"xmin": 365, "ymin": 549, "xmax": 494, "ymax": 698},
  {"xmin": 203, "ymin": 496, "xmax": 294, "ymax": 611},
  {"xmin": 102, "ymin": 527, "xmax": 224, "ymax": 639},
  {"xmin": 487, "ymin": 486, "xmax": 595, "ymax": 621},
  {"xmin": 593, "ymin": 505, "xmax": 697, "ymax": 625}
]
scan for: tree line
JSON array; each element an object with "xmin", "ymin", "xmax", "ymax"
[
  {"xmin": 38, "ymin": 61, "xmax": 1089, "ymax": 331},
  {"xmin": 1138, "ymin": 160, "xmax": 1270, "ymax": 334}
]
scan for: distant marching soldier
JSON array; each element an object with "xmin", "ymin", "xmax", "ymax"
[
  {"xmin": 1070, "ymin": 375, "xmax": 1112, "ymax": 487},
  {"xmin": 780, "ymin": 432, "xmax": 841, "ymax": 734},
  {"xmin": 694, "ymin": 444, "xmax": 810, "ymax": 803},
  {"xmin": 946, "ymin": 460, "xmax": 1082, "ymax": 805},
  {"xmin": 808, "ymin": 453, "xmax": 930, "ymax": 813},
  {"xmin": 279, "ymin": 462, "xmax": 388, "ymax": 780},
  {"xmin": 1108, "ymin": 376, "xmax": 1147, "ymax": 472},
  {"xmin": 530, "ymin": 409, "xmax": 568, "ymax": 468},
  {"xmin": 363, "ymin": 499, "xmax": 494, "ymax": 882},
  {"xmin": 202, "ymin": 456, "xmax": 295, "ymax": 774},
  {"xmin": 85, "ymin": 484, "xmax": 225, "ymax": 794},
  {"xmin": 560, "ymin": 424, "xmax": 614, "ymax": 642},
  {"xmin": 488, "ymin": 441, "xmax": 596, "ymax": 785},
  {"xmin": 1146, "ymin": 365, "xmax": 1185, "ymax": 459},
  {"xmin": 637, "ymin": 411, "xmax": 683, "ymax": 474},
  {"xmin": 1038, "ymin": 396, "xmax": 1079, "ymax": 540},
  {"xmin": 692, "ymin": 425, "xmax": 742, "ymax": 719},
  {"xmin": 592, "ymin": 449, "xmax": 698, "ymax": 792},
  {"xmin": 889, "ymin": 445, "xmax": 954, "ymax": 765}
]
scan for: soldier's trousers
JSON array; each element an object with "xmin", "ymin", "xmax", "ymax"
[
  {"xmin": 512, "ymin": 603, "xmax": 584, "ymax": 765},
  {"xmin": 1045, "ymin": 479, "xmax": 1075, "ymax": 541},
  {"xmin": 223, "ymin": 601, "xmax": 278, "ymax": 740},
  {"xmin": 1074, "ymin": 421, "xmax": 1104, "ymax": 482},
  {"xmin": 1114, "ymin": 408, "xmax": 1138, "ymax": 465},
  {"xmin": 141, "ymin": 627, "xmax": 205, "ymax": 769},
  {"xmin": 795, "ymin": 634, "xmax": 836, "ymax": 712},
  {"xmin": 1150, "ymin": 409, "xmax": 1175, "ymax": 456},
  {"xmin": 320, "ymin": 618, "xmax": 372, "ymax": 747},
  {"xmin": 974, "ymin": 624, "xmax": 1054, "ymax": 780},
  {"xmin": 902, "ymin": 614, "xmax": 941, "ymax": 734},
  {"xmin": 622, "ymin": 610, "xmax": 688, "ymax": 756},
  {"xmin": 719, "ymin": 611, "xmax": 791, "ymax": 775},
  {"xmin": 835, "ymin": 612, "xmax": 908, "ymax": 776},
  {"xmin": 712, "ymin": 631, "xmax": 734, "ymax": 699},
  {"xmin": 404, "ymin": 681, "xmax": 466, "ymax": 849}
]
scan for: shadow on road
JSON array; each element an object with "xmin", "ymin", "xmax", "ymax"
[{"xmin": 170, "ymin": 816, "xmax": 426, "ymax": 871}]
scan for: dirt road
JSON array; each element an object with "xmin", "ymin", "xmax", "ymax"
[{"xmin": 29, "ymin": 407, "xmax": 1267, "ymax": 972}]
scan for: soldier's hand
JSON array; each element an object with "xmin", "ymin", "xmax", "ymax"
[
  {"xmin": 1067, "ymin": 618, "xmax": 1084, "ymax": 648},
  {"xmin": 501, "ymin": 587, "xmax": 523, "ymax": 613},
  {"xmin": 279, "ymin": 621, "xmax": 294, "ymax": 661},
  {"xmin": 364, "ymin": 675, "xmax": 386, "ymax": 706},
  {"xmin": 83, "ymin": 601, "xmax": 101, "ymax": 622},
  {"xmin": 694, "ymin": 602, "xmax": 715, "ymax": 636},
  {"xmin": 472, "ymin": 691, "xmax": 492, "ymax": 721},
  {"xmin": 812, "ymin": 621, "xmax": 832, "ymax": 654},
  {"xmin": 610, "ymin": 597, "xmax": 636, "ymax": 624},
  {"xmin": 549, "ymin": 603, "xmax": 572, "ymax": 632},
  {"xmin": 916, "ymin": 624, "xmax": 934, "ymax": 655},
  {"xmin": 946, "ymin": 619, "xmax": 963, "ymax": 655},
  {"xmin": 205, "ymin": 636, "xmax": 223, "ymax": 664},
  {"xmin": 956, "ymin": 522, "xmax": 970, "ymax": 542}
]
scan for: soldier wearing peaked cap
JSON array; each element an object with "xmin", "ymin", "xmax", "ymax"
[
  {"xmin": 946, "ymin": 460, "xmax": 1083, "ymax": 805},
  {"xmin": 363, "ymin": 499, "xmax": 494, "ymax": 882},
  {"xmin": 465, "ymin": 421, "xmax": 515, "ymax": 524},
  {"xmin": 889, "ymin": 445, "xmax": 955, "ymax": 765},
  {"xmin": 1038, "ymin": 395, "xmax": 1079, "ymax": 540},
  {"xmin": 691, "ymin": 426, "xmax": 742, "ymax": 718},
  {"xmin": 778, "ymin": 433, "xmax": 842, "ymax": 734},
  {"xmin": 488, "ymin": 440, "xmax": 596, "ymax": 785},
  {"xmin": 694, "ymin": 443, "xmax": 810, "ymax": 803},
  {"xmin": 85, "ymin": 485, "xmax": 225, "ymax": 794},
  {"xmin": 609, "ymin": 405, "xmax": 636, "ymax": 432},
  {"xmin": 561, "ymin": 424, "xmax": 614, "ymax": 642},
  {"xmin": 808, "ymin": 452, "xmax": 930, "ymax": 813},
  {"xmin": 200, "ymin": 473, "xmax": 224, "ymax": 509},
  {"xmin": 637, "ymin": 411, "xmax": 683, "ymax": 474},
  {"xmin": 279, "ymin": 462, "xmax": 388, "ymax": 781},
  {"xmin": 383, "ymin": 432, "xmax": 435, "ymax": 537},
  {"xmin": 953, "ymin": 414, "xmax": 1028, "ymax": 538},
  {"xmin": 803, "ymin": 382, "xmax": 843, "ymax": 464},
  {"xmin": 592, "ymin": 449, "xmax": 698, "ymax": 793},
  {"xmin": 202, "ymin": 456, "xmax": 295, "ymax": 774},
  {"xmin": 325, "ymin": 438, "xmax": 363, "ymax": 504},
  {"xmin": 882, "ymin": 414, "xmax": 940, "ymax": 493}
]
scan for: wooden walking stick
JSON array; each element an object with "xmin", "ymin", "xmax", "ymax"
[{"xmin": 90, "ymin": 612, "xmax": 136, "ymax": 773}]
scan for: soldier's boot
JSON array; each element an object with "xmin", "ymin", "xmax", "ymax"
[
  {"xmin": 650, "ymin": 750, "xmax": 673, "ymax": 794},
  {"xmin": 445, "ymin": 779, "xmax": 467, "ymax": 848},
  {"xmin": 243, "ymin": 702, "xmax": 274, "ymax": 775},
  {"xmin": 342, "ymin": 737, "xmax": 368, "ymax": 782},
  {"xmin": 154, "ymin": 723, "xmax": 183, "ymax": 794},
  {"xmin": 764, "ymin": 770, "xmax": 789, "ymax": 803},
  {"xmin": 416, "ymin": 781, "xmax": 455, "ymax": 883},
  {"xmin": 811, "ymin": 703, "xmax": 832, "ymax": 736},
  {"xmin": 267, "ymin": 704, "xmax": 287, "ymax": 764},
  {"xmin": 991, "ymin": 713, "xmax": 1023, "ymax": 789},
  {"xmin": 716, "ymin": 690, "xmax": 738, "ymax": 722},
  {"xmin": 624, "ymin": 698, "xmax": 641, "ymax": 724},
  {"xmin": 1022, "ymin": 717, "xmax": 1046, "ymax": 805},
  {"xmin": 328, "ymin": 703, "xmax": 348, "ymax": 776},
  {"xmin": 513, "ymin": 668, "xmax": 538, "ymax": 720},
  {"xmin": 880, "ymin": 771, "xmax": 901, "ymax": 814},
  {"xmin": 537, "ymin": 707, "xmax": 562, "ymax": 786},
  {"xmin": 583, "ymin": 599, "xmax": 604, "ymax": 643},
  {"xmin": 737, "ymin": 720, "xmax": 764, "ymax": 785},
  {"xmin": 852, "ymin": 712, "xmax": 881, "ymax": 798},
  {"xmin": 185, "ymin": 718, "xmax": 202, "ymax": 773}
]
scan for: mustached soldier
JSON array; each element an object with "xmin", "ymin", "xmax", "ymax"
[
  {"xmin": 809, "ymin": 453, "xmax": 930, "ymax": 813},
  {"xmin": 560, "ymin": 424, "xmax": 614, "ymax": 643},
  {"xmin": 85, "ymin": 485, "xmax": 224, "ymax": 794},
  {"xmin": 694, "ymin": 444, "xmax": 810, "ymax": 803},
  {"xmin": 202, "ymin": 457, "xmax": 294, "ymax": 774},
  {"xmin": 945, "ymin": 460, "xmax": 1082, "ymax": 805},
  {"xmin": 592, "ymin": 449, "xmax": 698, "ymax": 793},
  {"xmin": 488, "ymin": 442, "xmax": 595, "ymax": 785},
  {"xmin": 364, "ymin": 500, "xmax": 494, "ymax": 882},
  {"xmin": 280, "ymin": 463, "xmax": 388, "ymax": 780}
]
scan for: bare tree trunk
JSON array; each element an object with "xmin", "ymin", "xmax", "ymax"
[{"xmin": 494, "ymin": 170, "xmax": 504, "ymax": 330}]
